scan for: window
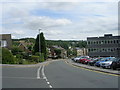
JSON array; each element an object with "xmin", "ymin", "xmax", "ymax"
[
  {"xmin": 1, "ymin": 40, "xmax": 7, "ymax": 47},
  {"xmin": 116, "ymin": 40, "xmax": 119, "ymax": 43},
  {"xmin": 114, "ymin": 40, "xmax": 116, "ymax": 44},
  {"xmin": 104, "ymin": 40, "xmax": 107, "ymax": 44},
  {"xmin": 88, "ymin": 41, "xmax": 90, "ymax": 45}
]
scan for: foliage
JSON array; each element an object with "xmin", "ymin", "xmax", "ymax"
[
  {"xmin": 54, "ymin": 49, "xmax": 61, "ymax": 57},
  {"xmin": 31, "ymin": 55, "xmax": 39, "ymax": 62},
  {"xmin": 46, "ymin": 40, "xmax": 87, "ymax": 49},
  {"xmin": 34, "ymin": 32, "xmax": 47, "ymax": 60},
  {"xmin": 11, "ymin": 46, "xmax": 23, "ymax": 55},
  {"xmin": 2, "ymin": 48, "xmax": 17, "ymax": 64}
]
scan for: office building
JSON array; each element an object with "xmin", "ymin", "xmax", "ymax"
[{"xmin": 87, "ymin": 34, "xmax": 120, "ymax": 58}]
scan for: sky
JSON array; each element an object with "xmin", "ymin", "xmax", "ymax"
[{"xmin": 0, "ymin": 0, "xmax": 119, "ymax": 40}]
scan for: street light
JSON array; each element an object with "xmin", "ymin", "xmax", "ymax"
[{"xmin": 39, "ymin": 29, "xmax": 41, "ymax": 62}]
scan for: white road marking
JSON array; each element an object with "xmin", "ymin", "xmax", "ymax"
[
  {"xmin": 41, "ymin": 65, "xmax": 53, "ymax": 88},
  {"xmin": 42, "ymin": 65, "xmax": 47, "ymax": 79},
  {"xmin": 2, "ymin": 76, "xmax": 39, "ymax": 80},
  {"xmin": 49, "ymin": 85, "xmax": 53, "ymax": 88},
  {"xmin": 47, "ymin": 82, "xmax": 50, "ymax": 84},
  {"xmin": 37, "ymin": 66, "xmax": 41, "ymax": 79}
]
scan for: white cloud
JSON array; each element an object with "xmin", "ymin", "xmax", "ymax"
[
  {"xmin": 1, "ymin": 2, "xmax": 118, "ymax": 40},
  {"xmin": 24, "ymin": 16, "xmax": 72, "ymax": 30}
]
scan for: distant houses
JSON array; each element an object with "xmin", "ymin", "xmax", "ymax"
[
  {"xmin": 75, "ymin": 47, "xmax": 88, "ymax": 56},
  {"xmin": 48, "ymin": 45, "xmax": 67, "ymax": 59}
]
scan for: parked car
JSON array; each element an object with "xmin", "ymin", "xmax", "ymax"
[
  {"xmin": 73, "ymin": 56, "xmax": 82, "ymax": 62},
  {"xmin": 111, "ymin": 58, "xmax": 120, "ymax": 70},
  {"xmin": 88, "ymin": 58, "xmax": 100, "ymax": 66},
  {"xmin": 82, "ymin": 58, "xmax": 92, "ymax": 64},
  {"xmin": 79, "ymin": 57, "xmax": 90, "ymax": 63},
  {"xmin": 100, "ymin": 57, "xmax": 116, "ymax": 68},
  {"xmin": 95, "ymin": 58, "xmax": 108, "ymax": 67}
]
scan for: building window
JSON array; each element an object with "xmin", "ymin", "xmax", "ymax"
[
  {"xmin": 1, "ymin": 40, "xmax": 7, "ymax": 47},
  {"xmin": 116, "ymin": 40, "xmax": 119, "ymax": 43},
  {"xmin": 99, "ymin": 41, "xmax": 101, "ymax": 44},
  {"xmin": 88, "ymin": 41, "xmax": 90, "ymax": 45},
  {"xmin": 104, "ymin": 40, "xmax": 107, "ymax": 44},
  {"xmin": 114, "ymin": 40, "xmax": 116, "ymax": 44}
]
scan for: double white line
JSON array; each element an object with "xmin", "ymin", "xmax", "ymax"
[
  {"xmin": 37, "ymin": 66, "xmax": 42, "ymax": 79},
  {"xmin": 37, "ymin": 65, "xmax": 46, "ymax": 79},
  {"xmin": 37, "ymin": 65, "xmax": 53, "ymax": 88}
]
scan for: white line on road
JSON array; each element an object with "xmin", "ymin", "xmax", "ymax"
[
  {"xmin": 47, "ymin": 82, "xmax": 50, "ymax": 84},
  {"xmin": 37, "ymin": 66, "xmax": 41, "ymax": 79},
  {"xmin": 42, "ymin": 65, "xmax": 47, "ymax": 80},
  {"xmin": 49, "ymin": 85, "xmax": 53, "ymax": 88},
  {"xmin": 41, "ymin": 65, "xmax": 53, "ymax": 88}
]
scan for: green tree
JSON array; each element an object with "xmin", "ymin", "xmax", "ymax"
[
  {"xmin": 54, "ymin": 49, "xmax": 61, "ymax": 58},
  {"xmin": 34, "ymin": 32, "xmax": 47, "ymax": 61},
  {"xmin": 11, "ymin": 46, "xmax": 23, "ymax": 55},
  {"xmin": 2, "ymin": 48, "xmax": 17, "ymax": 64}
]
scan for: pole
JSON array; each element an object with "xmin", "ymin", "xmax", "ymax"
[{"xmin": 39, "ymin": 29, "xmax": 41, "ymax": 62}]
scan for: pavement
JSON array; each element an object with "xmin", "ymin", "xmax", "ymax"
[
  {"xmin": 66, "ymin": 59, "xmax": 120, "ymax": 76},
  {"xmin": 1, "ymin": 59, "xmax": 119, "ymax": 89}
]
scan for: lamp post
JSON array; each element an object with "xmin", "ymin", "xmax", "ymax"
[{"xmin": 39, "ymin": 29, "xmax": 41, "ymax": 62}]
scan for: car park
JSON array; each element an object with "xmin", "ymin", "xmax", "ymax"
[{"xmin": 71, "ymin": 56, "xmax": 120, "ymax": 71}]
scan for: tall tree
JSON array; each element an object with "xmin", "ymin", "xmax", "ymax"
[{"xmin": 34, "ymin": 32, "xmax": 47, "ymax": 60}]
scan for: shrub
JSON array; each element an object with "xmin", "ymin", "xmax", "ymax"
[
  {"xmin": 2, "ymin": 48, "xmax": 17, "ymax": 64},
  {"xmin": 11, "ymin": 46, "xmax": 23, "ymax": 55},
  {"xmin": 31, "ymin": 55, "xmax": 39, "ymax": 62}
]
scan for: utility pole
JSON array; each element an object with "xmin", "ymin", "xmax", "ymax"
[{"xmin": 39, "ymin": 29, "xmax": 41, "ymax": 62}]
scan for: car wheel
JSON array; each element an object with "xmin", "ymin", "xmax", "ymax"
[{"xmin": 111, "ymin": 63, "xmax": 116, "ymax": 70}]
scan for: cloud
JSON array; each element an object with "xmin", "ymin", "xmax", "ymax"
[
  {"xmin": 1, "ymin": 2, "xmax": 118, "ymax": 40},
  {"xmin": 24, "ymin": 16, "xmax": 72, "ymax": 30}
]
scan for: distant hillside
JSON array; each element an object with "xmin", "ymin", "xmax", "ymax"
[
  {"xmin": 46, "ymin": 40, "xmax": 87, "ymax": 50},
  {"xmin": 12, "ymin": 38, "xmax": 87, "ymax": 49}
]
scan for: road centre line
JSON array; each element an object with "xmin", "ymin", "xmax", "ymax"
[
  {"xmin": 65, "ymin": 60, "xmax": 119, "ymax": 77},
  {"xmin": 37, "ymin": 66, "xmax": 41, "ymax": 79},
  {"xmin": 41, "ymin": 64, "xmax": 53, "ymax": 88}
]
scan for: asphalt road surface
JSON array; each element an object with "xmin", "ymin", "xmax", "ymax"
[{"xmin": 2, "ymin": 60, "xmax": 119, "ymax": 89}]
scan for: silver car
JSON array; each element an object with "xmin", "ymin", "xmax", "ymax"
[{"xmin": 100, "ymin": 57, "xmax": 116, "ymax": 68}]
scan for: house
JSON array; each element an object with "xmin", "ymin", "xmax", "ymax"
[
  {"xmin": 18, "ymin": 42, "xmax": 29, "ymax": 52},
  {"xmin": 0, "ymin": 34, "xmax": 12, "ymax": 49},
  {"xmin": 75, "ymin": 47, "xmax": 88, "ymax": 56},
  {"xmin": 50, "ymin": 45, "xmax": 67, "ymax": 59}
]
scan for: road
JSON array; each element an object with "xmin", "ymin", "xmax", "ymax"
[{"xmin": 2, "ymin": 60, "xmax": 119, "ymax": 89}]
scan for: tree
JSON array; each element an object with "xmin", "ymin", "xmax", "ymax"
[
  {"xmin": 54, "ymin": 49, "xmax": 61, "ymax": 58},
  {"xmin": 2, "ymin": 48, "xmax": 17, "ymax": 64},
  {"xmin": 34, "ymin": 32, "xmax": 47, "ymax": 61},
  {"xmin": 11, "ymin": 46, "xmax": 23, "ymax": 55}
]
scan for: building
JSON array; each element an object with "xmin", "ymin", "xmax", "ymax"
[
  {"xmin": 75, "ymin": 47, "xmax": 88, "ymax": 56},
  {"xmin": 50, "ymin": 45, "xmax": 67, "ymax": 59},
  {"xmin": 18, "ymin": 43, "xmax": 29, "ymax": 52},
  {"xmin": 87, "ymin": 34, "xmax": 120, "ymax": 58},
  {"xmin": 0, "ymin": 34, "xmax": 12, "ymax": 49}
]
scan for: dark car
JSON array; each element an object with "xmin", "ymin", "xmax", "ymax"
[
  {"xmin": 88, "ymin": 58, "xmax": 102, "ymax": 66},
  {"xmin": 111, "ymin": 58, "xmax": 120, "ymax": 70}
]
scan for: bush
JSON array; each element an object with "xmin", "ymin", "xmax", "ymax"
[
  {"xmin": 31, "ymin": 55, "xmax": 39, "ymax": 62},
  {"xmin": 2, "ymin": 48, "xmax": 17, "ymax": 64},
  {"xmin": 11, "ymin": 46, "xmax": 23, "ymax": 55}
]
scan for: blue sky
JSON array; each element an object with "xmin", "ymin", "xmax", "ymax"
[{"xmin": 0, "ymin": 0, "xmax": 118, "ymax": 40}]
